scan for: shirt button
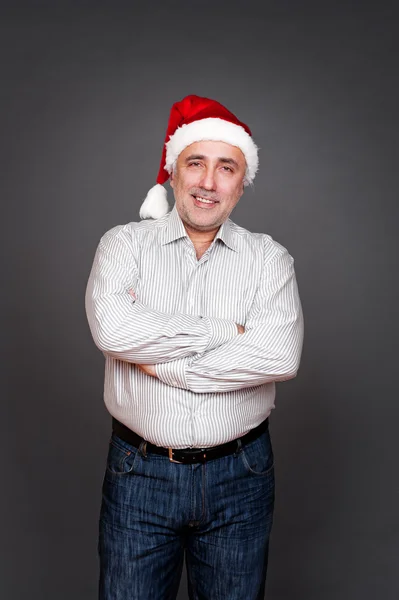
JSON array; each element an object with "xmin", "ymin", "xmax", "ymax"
[{"xmin": 171, "ymin": 379, "xmax": 178, "ymax": 386}]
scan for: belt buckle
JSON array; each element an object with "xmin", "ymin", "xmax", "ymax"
[{"xmin": 168, "ymin": 448, "xmax": 183, "ymax": 464}]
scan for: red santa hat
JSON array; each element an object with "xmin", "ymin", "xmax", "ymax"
[{"xmin": 139, "ymin": 94, "xmax": 259, "ymax": 219}]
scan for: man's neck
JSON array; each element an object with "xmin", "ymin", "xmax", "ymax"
[
  {"xmin": 183, "ymin": 222, "xmax": 218, "ymax": 245},
  {"xmin": 182, "ymin": 223, "xmax": 218, "ymax": 260}
]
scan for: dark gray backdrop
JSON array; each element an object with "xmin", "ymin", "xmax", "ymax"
[{"xmin": 1, "ymin": 1, "xmax": 398, "ymax": 599}]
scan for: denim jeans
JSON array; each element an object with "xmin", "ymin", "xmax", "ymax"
[{"xmin": 98, "ymin": 427, "xmax": 275, "ymax": 600}]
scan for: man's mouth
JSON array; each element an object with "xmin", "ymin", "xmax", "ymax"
[{"xmin": 192, "ymin": 195, "xmax": 219, "ymax": 206}]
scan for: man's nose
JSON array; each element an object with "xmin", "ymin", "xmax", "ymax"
[{"xmin": 199, "ymin": 166, "xmax": 216, "ymax": 190}]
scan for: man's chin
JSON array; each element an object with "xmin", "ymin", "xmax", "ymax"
[{"xmin": 185, "ymin": 214, "xmax": 222, "ymax": 232}]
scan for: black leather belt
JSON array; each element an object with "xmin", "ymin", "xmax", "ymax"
[{"xmin": 112, "ymin": 417, "xmax": 268, "ymax": 464}]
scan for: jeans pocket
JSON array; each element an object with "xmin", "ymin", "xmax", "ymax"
[
  {"xmin": 106, "ymin": 435, "xmax": 137, "ymax": 477},
  {"xmin": 240, "ymin": 431, "xmax": 274, "ymax": 477}
]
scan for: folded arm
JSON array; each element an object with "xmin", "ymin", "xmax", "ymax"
[
  {"xmin": 85, "ymin": 226, "xmax": 238, "ymax": 363},
  {"xmin": 154, "ymin": 246, "xmax": 304, "ymax": 392}
]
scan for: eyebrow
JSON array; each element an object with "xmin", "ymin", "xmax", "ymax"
[{"xmin": 185, "ymin": 154, "xmax": 240, "ymax": 168}]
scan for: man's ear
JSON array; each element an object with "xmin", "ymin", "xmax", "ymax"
[{"xmin": 169, "ymin": 171, "xmax": 174, "ymax": 188}]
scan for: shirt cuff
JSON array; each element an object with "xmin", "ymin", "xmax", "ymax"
[
  {"xmin": 203, "ymin": 317, "xmax": 238, "ymax": 351},
  {"xmin": 155, "ymin": 359, "xmax": 188, "ymax": 389}
]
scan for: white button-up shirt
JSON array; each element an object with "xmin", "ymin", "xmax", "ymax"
[{"xmin": 85, "ymin": 206, "xmax": 304, "ymax": 448}]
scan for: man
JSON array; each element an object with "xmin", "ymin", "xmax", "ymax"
[{"xmin": 85, "ymin": 94, "xmax": 304, "ymax": 600}]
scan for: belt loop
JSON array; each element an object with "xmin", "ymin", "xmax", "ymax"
[
  {"xmin": 139, "ymin": 440, "xmax": 147, "ymax": 458},
  {"xmin": 235, "ymin": 438, "xmax": 242, "ymax": 456}
]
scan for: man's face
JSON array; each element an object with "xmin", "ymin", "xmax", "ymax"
[{"xmin": 170, "ymin": 140, "xmax": 247, "ymax": 233}]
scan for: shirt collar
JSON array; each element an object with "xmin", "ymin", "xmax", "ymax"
[
  {"xmin": 214, "ymin": 218, "xmax": 238, "ymax": 252},
  {"xmin": 160, "ymin": 205, "xmax": 188, "ymax": 245},
  {"xmin": 160, "ymin": 204, "xmax": 238, "ymax": 252}
]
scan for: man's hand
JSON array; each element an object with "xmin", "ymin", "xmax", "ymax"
[
  {"xmin": 236, "ymin": 324, "xmax": 245, "ymax": 334},
  {"xmin": 136, "ymin": 364, "xmax": 158, "ymax": 378}
]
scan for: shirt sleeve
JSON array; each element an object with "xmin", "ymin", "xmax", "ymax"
[
  {"xmin": 155, "ymin": 245, "xmax": 304, "ymax": 392},
  {"xmin": 85, "ymin": 226, "xmax": 238, "ymax": 363}
]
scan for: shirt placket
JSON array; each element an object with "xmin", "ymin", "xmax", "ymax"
[{"xmin": 185, "ymin": 244, "xmax": 211, "ymax": 446}]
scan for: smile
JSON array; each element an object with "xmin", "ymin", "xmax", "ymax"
[{"xmin": 192, "ymin": 195, "xmax": 219, "ymax": 207}]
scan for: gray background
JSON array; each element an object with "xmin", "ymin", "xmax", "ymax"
[{"xmin": 1, "ymin": 1, "xmax": 398, "ymax": 598}]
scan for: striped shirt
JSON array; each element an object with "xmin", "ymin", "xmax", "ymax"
[{"xmin": 85, "ymin": 205, "xmax": 304, "ymax": 448}]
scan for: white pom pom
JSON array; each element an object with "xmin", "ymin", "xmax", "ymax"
[{"xmin": 139, "ymin": 184, "xmax": 169, "ymax": 219}]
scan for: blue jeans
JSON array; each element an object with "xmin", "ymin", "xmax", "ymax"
[{"xmin": 98, "ymin": 427, "xmax": 275, "ymax": 600}]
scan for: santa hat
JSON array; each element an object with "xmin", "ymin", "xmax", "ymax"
[{"xmin": 139, "ymin": 94, "xmax": 259, "ymax": 219}]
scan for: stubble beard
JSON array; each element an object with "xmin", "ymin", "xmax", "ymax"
[{"xmin": 179, "ymin": 199, "xmax": 228, "ymax": 233}]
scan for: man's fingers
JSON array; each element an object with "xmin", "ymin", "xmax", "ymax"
[{"xmin": 137, "ymin": 364, "xmax": 157, "ymax": 378}]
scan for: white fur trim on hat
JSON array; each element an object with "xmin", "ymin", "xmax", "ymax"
[
  {"xmin": 139, "ymin": 183, "xmax": 169, "ymax": 219},
  {"xmin": 165, "ymin": 117, "xmax": 259, "ymax": 183}
]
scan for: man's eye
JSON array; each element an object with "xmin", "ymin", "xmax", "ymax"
[
  {"xmin": 222, "ymin": 166, "xmax": 233, "ymax": 172},
  {"xmin": 188, "ymin": 162, "xmax": 201, "ymax": 167}
]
